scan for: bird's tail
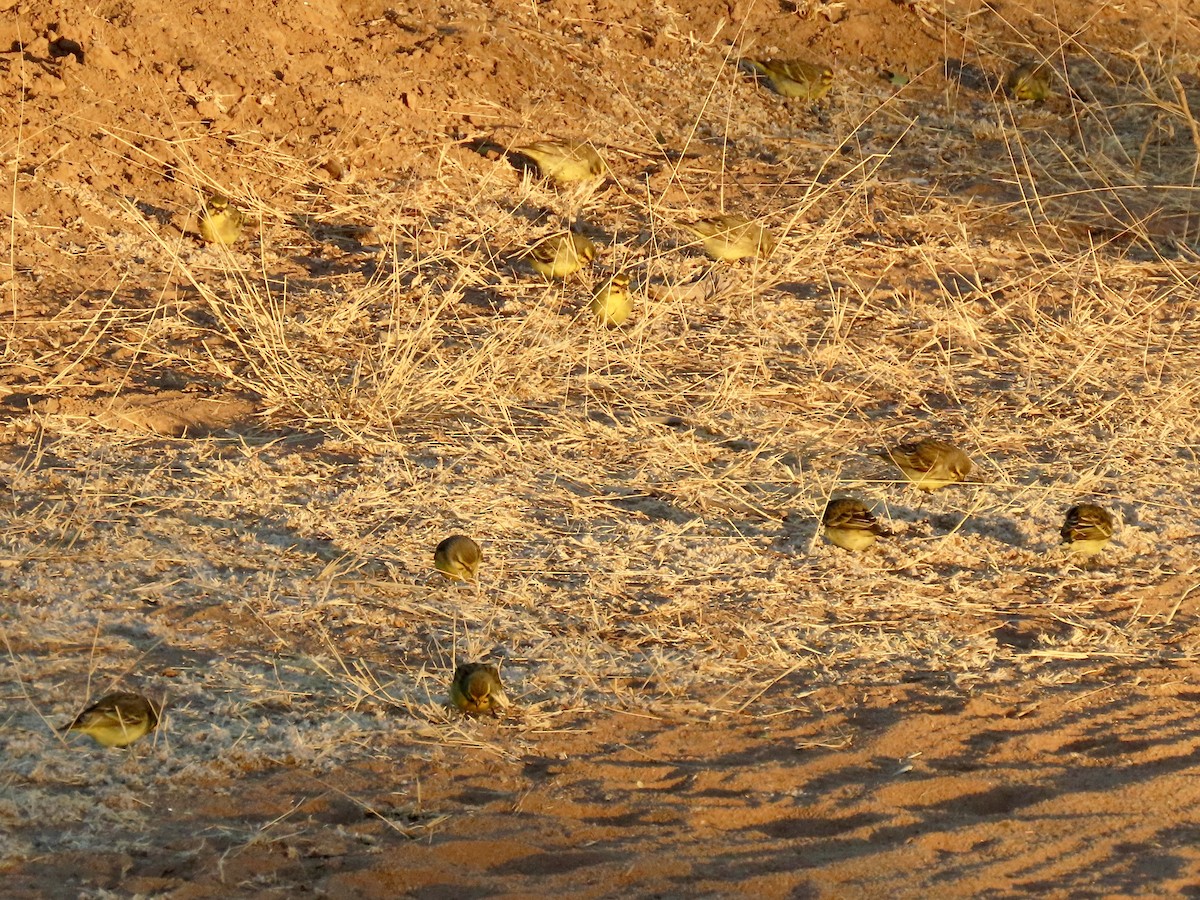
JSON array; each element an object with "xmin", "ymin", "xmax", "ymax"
[{"xmin": 738, "ymin": 58, "xmax": 768, "ymax": 76}]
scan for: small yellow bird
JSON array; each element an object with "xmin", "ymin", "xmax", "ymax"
[
  {"xmin": 197, "ymin": 194, "xmax": 245, "ymax": 245},
  {"xmin": 449, "ymin": 662, "xmax": 509, "ymax": 715},
  {"xmin": 60, "ymin": 692, "xmax": 160, "ymax": 748},
  {"xmin": 879, "ymin": 439, "xmax": 973, "ymax": 492},
  {"xmin": 822, "ymin": 497, "xmax": 892, "ymax": 552},
  {"xmin": 527, "ymin": 231, "xmax": 597, "ymax": 279},
  {"xmin": 740, "ymin": 58, "xmax": 833, "ymax": 100},
  {"xmin": 1060, "ymin": 503, "xmax": 1114, "ymax": 556},
  {"xmin": 434, "ymin": 534, "xmax": 482, "ymax": 581},
  {"xmin": 591, "ymin": 273, "xmax": 633, "ymax": 326},
  {"xmin": 514, "ymin": 140, "xmax": 606, "ymax": 186},
  {"xmin": 1006, "ymin": 62, "xmax": 1052, "ymax": 101},
  {"xmin": 683, "ymin": 214, "xmax": 775, "ymax": 262}
]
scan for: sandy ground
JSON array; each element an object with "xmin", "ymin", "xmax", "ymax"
[{"xmin": 4, "ymin": 0, "xmax": 1200, "ymax": 895}]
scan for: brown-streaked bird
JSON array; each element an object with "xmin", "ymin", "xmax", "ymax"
[
  {"xmin": 449, "ymin": 663, "xmax": 508, "ymax": 715},
  {"xmin": 527, "ymin": 231, "xmax": 597, "ymax": 279},
  {"xmin": 434, "ymin": 535, "xmax": 482, "ymax": 582},
  {"xmin": 514, "ymin": 140, "xmax": 606, "ymax": 186},
  {"xmin": 60, "ymin": 692, "xmax": 160, "ymax": 748},
  {"xmin": 683, "ymin": 214, "xmax": 775, "ymax": 262},
  {"xmin": 879, "ymin": 439, "xmax": 973, "ymax": 492},
  {"xmin": 740, "ymin": 57, "xmax": 833, "ymax": 100},
  {"xmin": 197, "ymin": 194, "xmax": 245, "ymax": 245},
  {"xmin": 591, "ymin": 273, "xmax": 633, "ymax": 326},
  {"xmin": 1060, "ymin": 503, "xmax": 1114, "ymax": 556},
  {"xmin": 822, "ymin": 497, "xmax": 892, "ymax": 551},
  {"xmin": 1006, "ymin": 62, "xmax": 1052, "ymax": 101}
]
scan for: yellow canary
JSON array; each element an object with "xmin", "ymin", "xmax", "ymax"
[
  {"xmin": 514, "ymin": 140, "xmax": 606, "ymax": 185},
  {"xmin": 591, "ymin": 273, "xmax": 633, "ymax": 326},
  {"xmin": 449, "ymin": 663, "xmax": 508, "ymax": 715},
  {"xmin": 527, "ymin": 231, "xmax": 596, "ymax": 279},
  {"xmin": 741, "ymin": 58, "xmax": 833, "ymax": 100},
  {"xmin": 822, "ymin": 497, "xmax": 891, "ymax": 551},
  {"xmin": 683, "ymin": 214, "xmax": 775, "ymax": 262},
  {"xmin": 434, "ymin": 534, "xmax": 482, "ymax": 581},
  {"xmin": 879, "ymin": 439, "xmax": 973, "ymax": 492},
  {"xmin": 1006, "ymin": 62, "xmax": 1052, "ymax": 101},
  {"xmin": 197, "ymin": 194, "xmax": 245, "ymax": 245},
  {"xmin": 60, "ymin": 692, "xmax": 160, "ymax": 748},
  {"xmin": 1060, "ymin": 503, "xmax": 1114, "ymax": 556}
]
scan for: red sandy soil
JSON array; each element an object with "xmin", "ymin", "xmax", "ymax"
[{"xmin": 9, "ymin": 678, "xmax": 1200, "ymax": 896}]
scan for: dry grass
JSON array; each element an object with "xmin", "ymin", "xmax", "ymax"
[{"xmin": 3, "ymin": 0, "xmax": 1200, "ymax": 870}]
